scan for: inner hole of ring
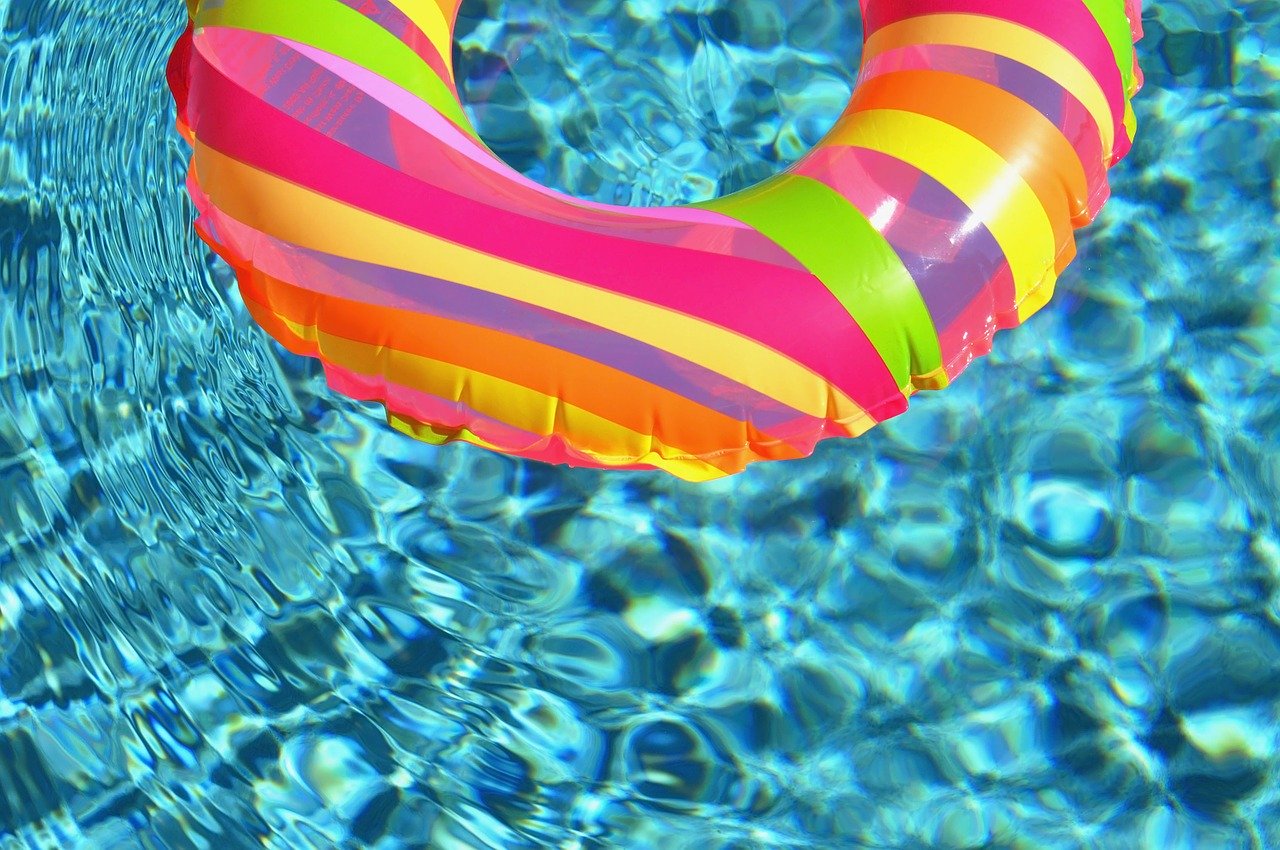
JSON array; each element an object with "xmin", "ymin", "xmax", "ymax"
[{"xmin": 451, "ymin": 0, "xmax": 864, "ymax": 208}]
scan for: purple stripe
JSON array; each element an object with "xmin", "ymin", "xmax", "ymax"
[
  {"xmin": 890, "ymin": 169, "xmax": 1008, "ymax": 329},
  {"xmin": 993, "ymin": 54, "xmax": 1065, "ymax": 127},
  {"xmin": 332, "ymin": 0, "xmax": 416, "ymax": 40},
  {"xmin": 988, "ymin": 51, "xmax": 1108, "ymax": 211},
  {"xmin": 260, "ymin": 46, "xmax": 403, "ymax": 169},
  {"xmin": 227, "ymin": 226, "xmax": 822, "ymax": 435}
]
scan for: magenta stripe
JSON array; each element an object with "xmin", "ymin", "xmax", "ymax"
[
  {"xmin": 195, "ymin": 28, "xmax": 808, "ymax": 268},
  {"xmin": 188, "ymin": 44, "xmax": 904, "ymax": 412}
]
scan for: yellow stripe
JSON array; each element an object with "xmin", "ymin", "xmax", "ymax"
[
  {"xmin": 826, "ymin": 108, "xmax": 1058, "ymax": 321},
  {"xmin": 392, "ymin": 1, "xmax": 456, "ymax": 77},
  {"xmin": 262, "ymin": 306, "xmax": 730, "ymax": 480},
  {"xmin": 192, "ymin": 141, "xmax": 872, "ymax": 433},
  {"xmin": 864, "ymin": 13, "xmax": 1116, "ymax": 164}
]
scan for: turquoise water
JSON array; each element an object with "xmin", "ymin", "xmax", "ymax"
[{"xmin": 1, "ymin": 0, "xmax": 1278, "ymax": 847}]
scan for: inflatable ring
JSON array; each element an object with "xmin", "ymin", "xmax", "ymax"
[{"xmin": 168, "ymin": 0, "xmax": 1144, "ymax": 481}]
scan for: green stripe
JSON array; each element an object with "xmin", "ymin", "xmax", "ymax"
[
  {"xmin": 198, "ymin": 0, "xmax": 476, "ymax": 137},
  {"xmin": 695, "ymin": 174, "xmax": 941, "ymax": 388},
  {"xmin": 1080, "ymin": 0, "xmax": 1138, "ymax": 96}
]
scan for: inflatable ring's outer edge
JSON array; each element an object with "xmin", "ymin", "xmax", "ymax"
[{"xmin": 170, "ymin": 1, "xmax": 1145, "ymax": 482}]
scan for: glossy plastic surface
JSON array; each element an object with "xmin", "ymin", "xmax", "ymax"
[{"xmin": 170, "ymin": 0, "xmax": 1144, "ymax": 479}]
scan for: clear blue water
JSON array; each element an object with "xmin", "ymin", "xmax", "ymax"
[{"xmin": 1, "ymin": 0, "xmax": 1278, "ymax": 847}]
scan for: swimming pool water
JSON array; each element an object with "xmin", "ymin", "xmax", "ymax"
[
  {"xmin": 456, "ymin": 0, "xmax": 864, "ymax": 206},
  {"xmin": 1, "ymin": 0, "xmax": 1278, "ymax": 847}
]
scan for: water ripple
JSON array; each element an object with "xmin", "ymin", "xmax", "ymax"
[{"xmin": 1, "ymin": 0, "xmax": 1278, "ymax": 848}]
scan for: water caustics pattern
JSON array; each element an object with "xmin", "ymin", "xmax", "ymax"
[
  {"xmin": 173, "ymin": 0, "xmax": 1143, "ymax": 481},
  {"xmin": 2, "ymin": 0, "xmax": 1280, "ymax": 848}
]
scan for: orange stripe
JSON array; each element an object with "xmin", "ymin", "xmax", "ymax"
[
  {"xmin": 243, "ymin": 297, "xmax": 739, "ymax": 479},
  {"xmin": 851, "ymin": 69, "xmax": 1089, "ymax": 273},
  {"xmin": 245, "ymin": 297, "xmax": 743, "ymax": 478},
  {"xmin": 235, "ymin": 266, "xmax": 810, "ymax": 462}
]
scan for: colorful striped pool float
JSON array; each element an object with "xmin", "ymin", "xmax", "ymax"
[{"xmin": 168, "ymin": 0, "xmax": 1144, "ymax": 481}]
